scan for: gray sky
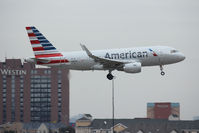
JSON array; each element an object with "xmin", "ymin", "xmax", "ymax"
[{"xmin": 0, "ymin": 0, "xmax": 199, "ymax": 120}]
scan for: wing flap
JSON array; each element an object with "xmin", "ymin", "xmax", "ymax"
[{"xmin": 80, "ymin": 44, "xmax": 124, "ymax": 69}]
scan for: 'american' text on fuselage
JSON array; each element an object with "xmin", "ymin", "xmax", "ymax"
[{"xmin": 105, "ymin": 51, "xmax": 149, "ymax": 59}]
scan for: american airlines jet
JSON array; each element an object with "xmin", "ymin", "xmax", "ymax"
[{"xmin": 25, "ymin": 26, "xmax": 185, "ymax": 80}]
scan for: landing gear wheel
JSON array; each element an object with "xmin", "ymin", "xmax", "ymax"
[
  {"xmin": 107, "ymin": 73, "xmax": 114, "ymax": 80},
  {"xmin": 160, "ymin": 65, "xmax": 165, "ymax": 76},
  {"xmin": 161, "ymin": 71, "xmax": 165, "ymax": 76}
]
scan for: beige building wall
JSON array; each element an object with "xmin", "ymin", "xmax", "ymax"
[
  {"xmin": 76, "ymin": 120, "xmax": 91, "ymax": 127},
  {"xmin": 75, "ymin": 127, "xmax": 91, "ymax": 133},
  {"xmin": 171, "ymin": 107, "xmax": 180, "ymax": 117},
  {"xmin": 113, "ymin": 123, "xmax": 127, "ymax": 133},
  {"xmin": 147, "ymin": 107, "xmax": 154, "ymax": 118}
]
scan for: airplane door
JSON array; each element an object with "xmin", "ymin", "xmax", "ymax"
[
  {"xmin": 71, "ymin": 57, "xmax": 78, "ymax": 64},
  {"xmin": 157, "ymin": 49, "xmax": 163, "ymax": 65}
]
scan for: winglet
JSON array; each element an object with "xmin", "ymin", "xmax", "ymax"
[{"xmin": 80, "ymin": 43, "xmax": 93, "ymax": 57}]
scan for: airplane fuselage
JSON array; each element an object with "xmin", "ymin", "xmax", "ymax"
[{"xmin": 43, "ymin": 46, "xmax": 185, "ymax": 71}]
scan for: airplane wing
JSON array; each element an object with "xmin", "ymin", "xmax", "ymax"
[{"xmin": 80, "ymin": 44, "xmax": 125, "ymax": 69}]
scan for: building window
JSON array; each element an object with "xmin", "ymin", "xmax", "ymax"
[
  {"xmin": 20, "ymin": 84, "xmax": 24, "ymax": 87},
  {"xmin": 44, "ymin": 70, "xmax": 51, "ymax": 74},
  {"xmin": 11, "ymin": 84, "xmax": 15, "ymax": 88},
  {"xmin": 3, "ymin": 84, "xmax": 6, "ymax": 88},
  {"xmin": 48, "ymin": 70, "xmax": 51, "ymax": 74},
  {"xmin": 58, "ymin": 70, "xmax": 61, "ymax": 74},
  {"xmin": 44, "ymin": 70, "xmax": 47, "ymax": 74},
  {"xmin": 3, "ymin": 98, "xmax": 6, "ymax": 102},
  {"xmin": 11, "ymin": 75, "xmax": 15, "ymax": 79},
  {"xmin": 3, "ymin": 88, "xmax": 6, "ymax": 92},
  {"xmin": 31, "ymin": 70, "xmax": 37, "ymax": 74},
  {"xmin": 58, "ymin": 84, "xmax": 61, "ymax": 88}
]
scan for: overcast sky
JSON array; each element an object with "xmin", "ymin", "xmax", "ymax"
[{"xmin": 0, "ymin": 0, "xmax": 199, "ymax": 120}]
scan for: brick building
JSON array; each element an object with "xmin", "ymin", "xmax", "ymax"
[
  {"xmin": 0, "ymin": 59, "xmax": 69, "ymax": 124},
  {"xmin": 147, "ymin": 102, "xmax": 180, "ymax": 120}
]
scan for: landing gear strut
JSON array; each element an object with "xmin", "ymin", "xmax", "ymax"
[
  {"xmin": 107, "ymin": 71, "xmax": 114, "ymax": 80},
  {"xmin": 160, "ymin": 65, "xmax": 165, "ymax": 76}
]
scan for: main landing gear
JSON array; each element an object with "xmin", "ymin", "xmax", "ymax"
[
  {"xmin": 107, "ymin": 71, "xmax": 114, "ymax": 80},
  {"xmin": 160, "ymin": 65, "xmax": 165, "ymax": 76}
]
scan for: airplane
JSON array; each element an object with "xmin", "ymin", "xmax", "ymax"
[{"xmin": 25, "ymin": 26, "xmax": 185, "ymax": 80}]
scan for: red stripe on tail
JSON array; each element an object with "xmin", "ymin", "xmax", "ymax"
[
  {"xmin": 33, "ymin": 47, "xmax": 44, "ymax": 51},
  {"xmin": 30, "ymin": 40, "xmax": 40, "ymax": 44},
  {"xmin": 26, "ymin": 27, "xmax": 31, "ymax": 30},
  {"xmin": 28, "ymin": 33, "xmax": 36, "ymax": 37}
]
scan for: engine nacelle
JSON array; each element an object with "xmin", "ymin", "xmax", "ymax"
[{"xmin": 123, "ymin": 62, "xmax": 141, "ymax": 73}]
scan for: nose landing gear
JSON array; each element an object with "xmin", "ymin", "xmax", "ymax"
[
  {"xmin": 161, "ymin": 71, "xmax": 165, "ymax": 76},
  {"xmin": 107, "ymin": 70, "xmax": 114, "ymax": 80},
  {"xmin": 160, "ymin": 65, "xmax": 165, "ymax": 76}
]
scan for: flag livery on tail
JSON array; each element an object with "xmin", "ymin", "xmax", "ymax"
[{"xmin": 26, "ymin": 26, "xmax": 68, "ymax": 64}]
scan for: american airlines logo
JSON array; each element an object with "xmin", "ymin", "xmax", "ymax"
[
  {"xmin": 0, "ymin": 69, "xmax": 27, "ymax": 75},
  {"xmin": 104, "ymin": 51, "xmax": 149, "ymax": 59}
]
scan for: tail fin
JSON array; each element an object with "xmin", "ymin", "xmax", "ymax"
[{"xmin": 26, "ymin": 26, "xmax": 63, "ymax": 59}]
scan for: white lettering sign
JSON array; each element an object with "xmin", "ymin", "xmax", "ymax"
[
  {"xmin": 157, "ymin": 105, "xmax": 169, "ymax": 108},
  {"xmin": 0, "ymin": 69, "xmax": 27, "ymax": 75}
]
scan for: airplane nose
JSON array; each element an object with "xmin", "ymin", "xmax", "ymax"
[{"xmin": 178, "ymin": 53, "xmax": 185, "ymax": 61}]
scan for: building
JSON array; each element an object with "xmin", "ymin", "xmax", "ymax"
[
  {"xmin": 23, "ymin": 122, "xmax": 67, "ymax": 133},
  {"xmin": 194, "ymin": 116, "xmax": 199, "ymax": 120},
  {"xmin": 0, "ymin": 122, "xmax": 24, "ymax": 133},
  {"xmin": 147, "ymin": 102, "xmax": 180, "ymax": 120},
  {"xmin": 0, "ymin": 59, "xmax": 69, "ymax": 124},
  {"xmin": 75, "ymin": 118, "xmax": 199, "ymax": 133}
]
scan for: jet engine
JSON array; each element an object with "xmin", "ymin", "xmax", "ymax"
[{"xmin": 123, "ymin": 62, "xmax": 141, "ymax": 73}]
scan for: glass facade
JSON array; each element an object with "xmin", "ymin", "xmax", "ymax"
[
  {"xmin": 2, "ymin": 75, "xmax": 6, "ymax": 123},
  {"xmin": 30, "ymin": 75, "xmax": 51, "ymax": 122},
  {"xmin": 58, "ymin": 73, "xmax": 62, "ymax": 121},
  {"xmin": 20, "ymin": 75, "xmax": 24, "ymax": 121},
  {"xmin": 11, "ymin": 76, "xmax": 15, "ymax": 122}
]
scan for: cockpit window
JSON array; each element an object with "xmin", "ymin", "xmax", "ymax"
[{"xmin": 170, "ymin": 49, "xmax": 178, "ymax": 53}]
